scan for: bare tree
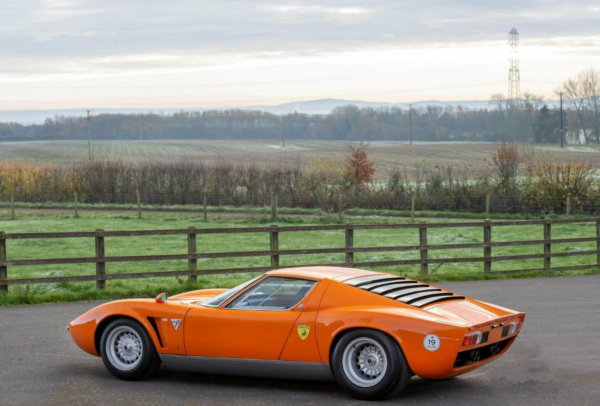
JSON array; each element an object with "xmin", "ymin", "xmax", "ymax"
[
  {"xmin": 522, "ymin": 91, "xmax": 545, "ymax": 140},
  {"xmin": 558, "ymin": 68, "xmax": 600, "ymax": 144},
  {"xmin": 489, "ymin": 93, "xmax": 508, "ymax": 114},
  {"xmin": 581, "ymin": 69, "xmax": 600, "ymax": 143}
]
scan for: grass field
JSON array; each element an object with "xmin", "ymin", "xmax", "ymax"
[
  {"xmin": 1, "ymin": 209, "xmax": 598, "ymax": 305},
  {"xmin": 2, "ymin": 140, "xmax": 600, "ymax": 179}
]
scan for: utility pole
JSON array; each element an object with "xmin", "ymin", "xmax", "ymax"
[
  {"xmin": 409, "ymin": 104, "xmax": 413, "ymax": 145},
  {"xmin": 281, "ymin": 116, "xmax": 285, "ymax": 148},
  {"xmin": 560, "ymin": 92, "xmax": 564, "ymax": 148},
  {"xmin": 86, "ymin": 110, "xmax": 92, "ymax": 160}
]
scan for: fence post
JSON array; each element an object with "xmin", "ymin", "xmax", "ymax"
[
  {"xmin": 338, "ymin": 194, "xmax": 343, "ymax": 221},
  {"xmin": 485, "ymin": 193, "xmax": 490, "ymax": 219},
  {"xmin": 345, "ymin": 223, "xmax": 354, "ymax": 266},
  {"xmin": 270, "ymin": 225, "xmax": 279, "ymax": 268},
  {"xmin": 596, "ymin": 220, "xmax": 600, "ymax": 267},
  {"xmin": 0, "ymin": 232, "xmax": 7, "ymax": 294},
  {"xmin": 544, "ymin": 219, "xmax": 551, "ymax": 270},
  {"xmin": 74, "ymin": 192, "xmax": 79, "ymax": 218},
  {"xmin": 10, "ymin": 193, "xmax": 14, "ymax": 220},
  {"xmin": 137, "ymin": 189, "xmax": 142, "ymax": 219},
  {"xmin": 419, "ymin": 223, "xmax": 428, "ymax": 276},
  {"xmin": 484, "ymin": 220, "xmax": 492, "ymax": 273},
  {"xmin": 95, "ymin": 229, "xmax": 105, "ymax": 290},
  {"xmin": 271, "ymin": 193, "xmax": 278, "ymax": 222},
  {"xmin": 203, "ymin": 195, "xmax": 208, "ymax": 222},
  {"xmin": 411, "ymin": 195, "xmax": 415, "ymax": 221},
  {"xmin": 187, "ymin": 227, "xmax": 197, "ymax": 283},
  {"xmin": 566, "ymin": 196, "xmax": 571, "ymax": 216}
]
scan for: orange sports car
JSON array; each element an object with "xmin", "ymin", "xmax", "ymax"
[{"xmin": 69, "ymin": 266, "xmax": 525, "ymax": 400}]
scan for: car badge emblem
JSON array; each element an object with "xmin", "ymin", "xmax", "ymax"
[
  {"xmin": 297, "ymin": 325, "xmax": 310, "ymax": 340},
  {"xmin": 171, "ymin": 319, "xmax": 181, "ymax": 331}
]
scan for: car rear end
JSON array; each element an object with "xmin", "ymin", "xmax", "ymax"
[
  {"xmin": 339, "ymin": 273, "xmax": 525, "ymax": 379},
  {"xmin": 425, "ymin": 298, "xmax": 525, "ymax": 377}
]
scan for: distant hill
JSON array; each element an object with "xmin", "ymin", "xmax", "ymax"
[
  {"xmin": 0, "ymin": 98, "xmax": 544, "ymax": 125},
  {"xmin": 247, "ymin": 98, "xmax": 495, "ymax": 114}
]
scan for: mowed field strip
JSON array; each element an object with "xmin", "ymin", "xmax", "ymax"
[
  {"xmin": 1, "ymin": 211, "xmax": 598, "ymax": 297},
  {"xmin": 2, "ymin": 140, "xmax": 600, "ymax": 179}
]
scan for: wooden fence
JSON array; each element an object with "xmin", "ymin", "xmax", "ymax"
[{"xmin": 1, "ymin": 218, "xmax": 600, "ymax": 292}]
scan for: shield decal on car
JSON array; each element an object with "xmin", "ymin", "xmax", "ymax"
[
  {"xmin": 297, "ymin": 325, "xmax": 310, "ymax": 340},
  {"xmin": 171, "ymin": 319, "xmax": 181, "ymax": 331}
]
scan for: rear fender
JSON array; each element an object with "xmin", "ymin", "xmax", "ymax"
[{"xmin": 316, "ymin": 306, "xmax": 467, "ymax": 378}]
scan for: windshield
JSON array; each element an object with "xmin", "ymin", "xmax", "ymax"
[{"xmin": 201, "ymin": 275, "xmax": 263, "ymax": 307}]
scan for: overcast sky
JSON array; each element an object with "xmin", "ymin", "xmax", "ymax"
[{"xmin": 1, "ymin": 0, "xmax": 600, "ymax": 110}]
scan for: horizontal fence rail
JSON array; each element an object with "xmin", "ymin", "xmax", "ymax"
[
  {"xmin": 2, "ymin": 192, "xmax": 600, "ymax": 220},
  {"xmin": 1, "ymin": 218, "xmax": 600, "ymax": 291}
]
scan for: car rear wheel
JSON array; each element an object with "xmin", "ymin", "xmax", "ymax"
[
  {"xmin": 100, "ymin": 318, "xmax": 160, "ymax": 380},
  {"xmin": 332, "ymin": 329, "xmax": 411, "ymax": 400}
]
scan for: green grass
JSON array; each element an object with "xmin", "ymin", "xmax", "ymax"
[{"xmin": 1, "ymin": 209, "xmax": 599, "ymax": 305}]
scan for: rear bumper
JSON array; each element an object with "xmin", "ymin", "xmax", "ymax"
[{"xmin": 454, "ymin": 337, "xmax": 512, "ymax": 369}]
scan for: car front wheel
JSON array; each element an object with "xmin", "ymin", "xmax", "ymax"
[
  {"xmin": 99, "ymin": 318, "xmax": 160, "ymax": 380},
  {"xmin": 331, "ymin": 329, "xmax": 411, "ymax": 400}
]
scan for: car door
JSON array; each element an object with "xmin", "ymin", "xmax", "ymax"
[{"xmin": 184, "ymin": 277, "xmax": 318, "ymax": 360}]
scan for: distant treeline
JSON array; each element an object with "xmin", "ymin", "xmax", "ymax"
[
  {"xmin": 3, "ymin": 68, "xmax": 600, "ymax": 144},
  {"xmin": 0, "ymin": 103, "xmax": 567, "ymax": 143}
]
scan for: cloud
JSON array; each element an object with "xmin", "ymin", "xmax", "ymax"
[
  {"xmin": 36, "ymin": 0, "xmax": 104, "ymax": 21},
  {"xmin": 1, "ymin": 0, "xmax": 600, "ymax": 109},
  {"xmin": 264, "ymin": 4, "xmax": 372, "ymax": 16}
]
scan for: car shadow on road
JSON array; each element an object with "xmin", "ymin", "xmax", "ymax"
[
  {"xmin": 148, "ymin": 368, "xmax": 481, "ymax": 402},
  {"xmin": 57, "ymin": 362, "xmax": 484, "ymax": 404}
]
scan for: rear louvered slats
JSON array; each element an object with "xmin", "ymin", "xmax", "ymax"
[
  {"xmin": 370, "ymin": 282, "xmax": 420, "ymax": 295},
  {"xmin": 398, "ymin": 291, "xmax": 452, "ymax": 304},
  {"xmin": 345, "ymin": 275, "xmax": 404, "ymax": 287},
  {"xmin": 384, "ymin": 285, "xmax": 432, "ymax": 298},
  {"xmin": 344, "ymin": 274, "xmax": 464, "ymax": 308},
  {"xmin": 359, "ymin": 279, "xmax": 411, "ymax": 291}
]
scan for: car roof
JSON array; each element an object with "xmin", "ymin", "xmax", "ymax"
[{"xmin": 267, "ymin": 266, "xmax": 383, "ymax": 282}]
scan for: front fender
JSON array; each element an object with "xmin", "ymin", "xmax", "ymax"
[{"xmin": 68, "ymin": 299, "xmax": 191, "ymax": 357}]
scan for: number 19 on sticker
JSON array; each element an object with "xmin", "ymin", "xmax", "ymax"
[{"xmin": 423, "ymin": 334, "xmax": 440, "ymax": 351}]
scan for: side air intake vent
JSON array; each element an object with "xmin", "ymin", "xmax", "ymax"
[{"xmin": 343, "ymin": 274, "xmax": 464, "ymax": 308}]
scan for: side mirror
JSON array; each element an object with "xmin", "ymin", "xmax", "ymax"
[{"xmin": 155, "ymin": 292, "xmax": 169, "ymax": 303}]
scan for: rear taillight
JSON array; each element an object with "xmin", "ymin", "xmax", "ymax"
[
  {"xmin": 462, "ymin": 331, "xmax": 482, "ymax": 347},
  {"xmin": 509, "ymin": 321, "xmax": 522, "ymax": 334}
]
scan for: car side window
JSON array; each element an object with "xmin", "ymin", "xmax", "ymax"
[{"xmin": 226, "ymin": 277, "xmax": 316, "ymax": 310}]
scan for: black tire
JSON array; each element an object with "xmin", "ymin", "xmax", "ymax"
[
  {"xmin": 331, "ymin": 329, "xmax": 411, "ymax": 400},
  {"xmin": 99, "ymin": 318, "xmax": 160, "ymax": 381}
]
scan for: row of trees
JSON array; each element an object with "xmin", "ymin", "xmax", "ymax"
[
  {"xmin": 0, "ymin": 106, "xmax": 510, "ymax": 142},
  {"xmin": 2, "ymin": 68, "xmax": 599, "ymax": 144},
  {"xmin": 0, "ymin": 143, "xmax": 599, "ymax": 214}
]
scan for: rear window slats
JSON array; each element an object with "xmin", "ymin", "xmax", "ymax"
[
  {"xmin": 411, "ymin": 295, "xmax": 466, "ymax": 308},
  {"xmin": 397, "ymin": 291, "xmax": 451, "ymax": 304},
  {"xmin": 360, "ymin": 279, "xmax": 413, "ymax": 291},
  {"xmin": 345, "ymin": 275, "xmax": 404, "ymax": 287},
  {"xmin": 344, "ymin": 274, "xmax": 464, "ymax": 308},
  {"xmin": 384, "ymin": 285, "xmax": 432, "ymax": 298},
  {"xmin": 370, "ymin": 282, "xmax": 420, "ymax": 295}
]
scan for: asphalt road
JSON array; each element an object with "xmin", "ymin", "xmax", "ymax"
[{"xmin": 1, "ymin": 275, "xmax": 599, "ymax": 406}]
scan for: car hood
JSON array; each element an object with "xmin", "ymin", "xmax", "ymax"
[{"xmin": 169, "ymin": 288, "xmax": 228, "ymax": 304}]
